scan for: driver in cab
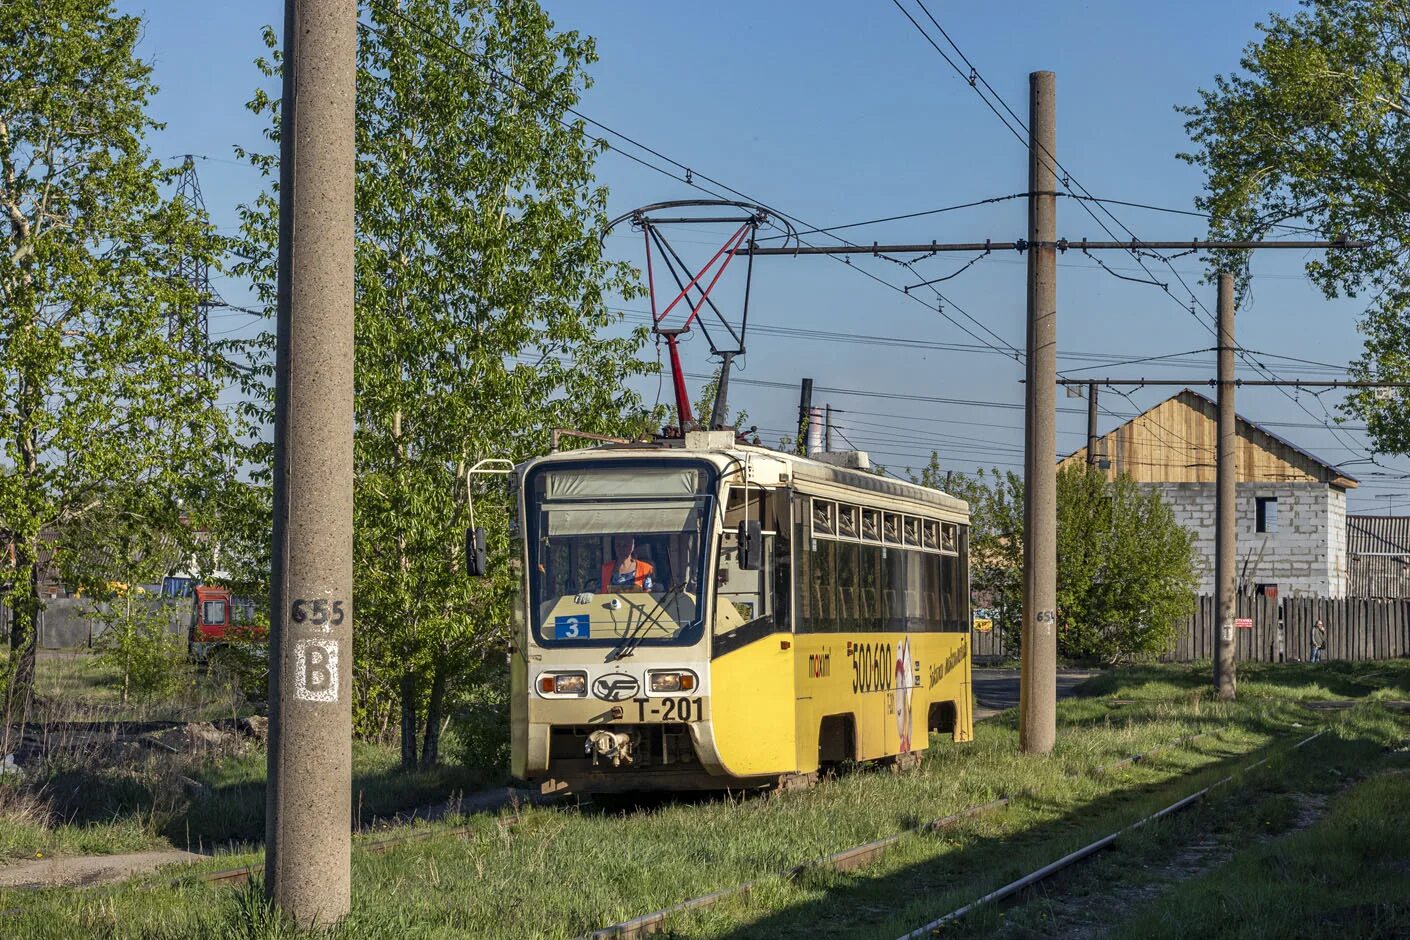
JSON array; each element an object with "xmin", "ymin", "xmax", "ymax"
[{"xmin": 601, "ymin": 535, "xmax": 654, "ymax": 592}]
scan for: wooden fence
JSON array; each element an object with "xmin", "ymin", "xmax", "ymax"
[
  {"xmin": 1167, "ymin": 594, "xmax": 1410, "ymax": 662},
  {"xmin": 970, "ymin": 595, "xmax": 1410, "ymax": 664},
  {"xmin": 1172, "ymin": 595, "xmax": 1410, "ymax": 663}
]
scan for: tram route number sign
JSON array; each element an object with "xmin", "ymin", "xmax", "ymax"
[{"xmin": 1234, "ymin": 618, "xmax": 1254, "ymax": 630}]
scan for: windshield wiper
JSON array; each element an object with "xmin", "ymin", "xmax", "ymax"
[{"xmin": 609, "ymin": 583, "xmax": 686, "ymax": 661}]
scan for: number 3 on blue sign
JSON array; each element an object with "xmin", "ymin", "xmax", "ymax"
[{"xmin": 554, "ymin": 615, "xmax": 589, "ymax": 639}]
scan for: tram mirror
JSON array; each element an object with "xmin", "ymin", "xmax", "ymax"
[
  {"xmin": 466, "ymin": 526, "xmax": 488, "ymax": 578},
  {"xmin": 738, "ymin": 520, "xmax": 763, "ymax": 571}
]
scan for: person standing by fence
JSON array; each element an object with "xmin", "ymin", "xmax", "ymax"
[{"xmin": 1310, "ymin": 619, "xmax": 1326, "ymax": 663}]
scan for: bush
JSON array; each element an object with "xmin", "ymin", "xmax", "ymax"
[
  {"xmin": 206, "ymin": 640, "xmax": 269, "ymax": 709},
  {"xmin": 452, "ymin": 679, "xmax": 510, "ymax": 776},
  {"xmin": 93, "ymin": 599, "xmax": 191, "ymax": 704}
]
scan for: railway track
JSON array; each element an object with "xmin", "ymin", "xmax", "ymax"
[
  {"xmin": 894, "ymin": 728, "xmax": 1326, "ymax": 939},
  {"xmin": 186, "ymin": 726, "xmax": 1239, "ymax": 938},
  {"xmin": 580, "ymin": 729, "xmax": 1219, "ymax": 940}
]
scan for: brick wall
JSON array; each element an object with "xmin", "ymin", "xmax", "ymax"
[{"xmin": 1145, "ymin": 482, "xmax": 1348, "ymax": 597}]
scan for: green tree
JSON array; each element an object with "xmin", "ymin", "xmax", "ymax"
[
  {"xmin": 692, "ymin": 366, "xmax": 747, "ymax": 432},
  {"xmin": 93, "ymin": 592, "xmax": 189, "ymax": 706},
  {"xmin": 0, "ymin": 1, "xmax": 239, "ymax": 730},
  {"xmin": 1178, "ymin": 0, "xmax": 1410, "ymax": 451},
  {"xmin": 236, "ymin": 0, "xmax": 657, "ymax": 768},
  {"xmin": 938, "ymin": 464, "xmax": 1025, "ymax": 644},
  {"xmin": 1056, "ymin": 464, "xmax": 1198, "ymax": 662},
  {"xmin": 937, "ymin": 462, "xmax": 1196, "ymax": 661}
]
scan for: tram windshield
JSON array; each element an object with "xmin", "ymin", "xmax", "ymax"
[{"xmin": 524, "ymin": 460, "xmax": 717, "ymax": 647}]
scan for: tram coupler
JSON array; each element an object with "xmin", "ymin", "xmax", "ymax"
[{"xmin": 585, "ymin": 729, "xmax": 639, "ymax": 767}]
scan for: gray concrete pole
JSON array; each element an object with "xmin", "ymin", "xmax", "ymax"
[
  {"xmin": 266, "ymin": 0, "xmax": 357, "ymax": 925},
  {"xmin": 1087, "ymin": 382, "xmax": 1098, "ymax": 468},
  {"xmin": 1215, "ymin": 273, "xmax": 1237, "ymax": 701},
  {"xmin": 1020, "ymin": 71, "xmax": 1058, "ymax": 755},
  {"xmin": 797, "ymin": 378, "xmax": 812, "ymax": 456}
]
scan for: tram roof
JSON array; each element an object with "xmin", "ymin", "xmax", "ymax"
[{"xmin": 521, "ymin": 436, "xmax": 969, "ymax": 516}]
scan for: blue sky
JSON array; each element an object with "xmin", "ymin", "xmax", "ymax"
[{"xmin": 122, "ymin": 0, "xmax": 1410, "ymax": 513}]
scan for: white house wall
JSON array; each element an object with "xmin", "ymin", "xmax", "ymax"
[{"xmin": 1144, "ymin": 482, "xmax": 1347, "ymax": 597}]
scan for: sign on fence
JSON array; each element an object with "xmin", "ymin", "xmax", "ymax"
[{"xmin": 1234, "ymin": 617, "xmax": 1253, "ymax": 629}]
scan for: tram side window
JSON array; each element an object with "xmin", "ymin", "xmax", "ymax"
[
  {"xmin": 858, "ymin": 544, "xmax": 882, "ymax": 630},
  {"xmin": 809, "ymin": 538, "xmax": 837, "ymax": 631},
  {"xmin": 715, "ymin": 487, "xmax": 791, "ymax": 635},
  {"xmin": 836, "ymin": 541, "xmax": 860, "ymax": 632},
  {"xmin": 799, "ymin": 510, "xmax": 969, "ymax": 634}
]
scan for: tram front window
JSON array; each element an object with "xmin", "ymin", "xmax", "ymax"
[{"xmin": 525, "ymin": 461, "xmax": 716, "ymax": 647}]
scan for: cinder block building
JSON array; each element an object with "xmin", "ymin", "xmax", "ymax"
[{"xmin": 1060, "ymin": 389, "xmax": 1356, "ymax": 598}]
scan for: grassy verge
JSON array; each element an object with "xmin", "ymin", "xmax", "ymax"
[
  {"xmin": 0, "ymin": 662, "xmax": 1390, "ymax": 938},
  {"xmin": 4, "ymin": 649, "xmax": 495, "ymax": 861},
  {"xmin": 3, "ymin": 662, "xmax": 1405, "ymax": 938},
  {"xmin": 1111, "ymin": 764, "xmax": 1410, "ymax": 938},
  {"xmin": 28, "ymin": 647, "xmax": 256, "ymax": 724},
  {"xmin": 0, "ymin": 740, "xmax": 489, "ymax": 861}
]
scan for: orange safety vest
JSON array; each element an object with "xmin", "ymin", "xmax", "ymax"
[{"xmin": 600, "ymin": 559, "xmax": 654, "ymax": 592}]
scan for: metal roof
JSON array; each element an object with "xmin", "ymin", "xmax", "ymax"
[
  {"xmin": 1063, "ymin": 387, "xmax": 1359, "ymax": 488},
  {"xmin": 1347, "ymin": 515, "xmax": 1410, "ymax": 555}
]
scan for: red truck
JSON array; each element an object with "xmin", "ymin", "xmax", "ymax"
[{"xmin": 188, "ymin": 585, "xmax": 264, "ymax": 662}]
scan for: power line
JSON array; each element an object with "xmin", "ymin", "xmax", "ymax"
[
  {"xmin": 891, "ymin": 0, "xmax": 1394, "ymax": 478},
  {"xmin": 366, "ymin": 9, "xmax": 1025, "ymax": 359},
  {"xmin": 757, "ymin": 193, "xmax": 1029, "ymax": 241}
]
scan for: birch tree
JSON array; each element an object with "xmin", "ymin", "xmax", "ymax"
[
  {"xmin": 237, "ymin": 0, "xmax": 656, "ymax": 768},
  {"xmin": 0, "ymin": 0, "xmax": 239, "ymax": 727}
]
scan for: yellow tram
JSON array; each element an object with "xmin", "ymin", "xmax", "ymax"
[{"xmin": 508, "ymin": 431, "xmax": 973, "ymax": 794}]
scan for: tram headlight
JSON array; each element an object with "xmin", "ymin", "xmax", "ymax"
[
  {"xmin": 648, "ymin": 670, "xmax": 697, "ymax": 693},
  {"xmin": 538, "ymin": 672, "xmax": 587, "ymax": 696}
]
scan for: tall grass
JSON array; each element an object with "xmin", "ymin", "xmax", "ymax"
[{"xmin": 4, "ymin": 662, "xmax": 1406, "ymax": 939}]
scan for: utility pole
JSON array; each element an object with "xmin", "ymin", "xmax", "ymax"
[
  {"xmin": 797, "ymin": 378, "xmax": 813, "ymax": 456},
  {"xmin": 736, "ymin": 75, "xmax": 1365, "ymax": 757},
  {"xmin": 266, "ymin": 0, "xmax": 356, "ymax": 927},
  {"xmin": 1215, "ymin": 273, "xmax": 1237, "ymax": 701},
  {"xmin": 1086, "ymin": 382, "xmax": 1099, "ymax": 468},
  {"xmin": 1020, "ymin": 70, "xmax": 1058, "ymax": 755},
  {"xmin": 825, "ymin": 403, "xmax": 833, "ymax": 452}
]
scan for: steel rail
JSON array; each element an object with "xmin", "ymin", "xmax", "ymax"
[
  {"xmin": 895, "ymin": 729, "xmax": 1327, "ymax": 939},
  {"xmin": 580, "ymin": 798, "xmax": 1011, "ymax": 940},
  {"xmin": 579, "ymin": 729, "xmax": 1221, "ymax": 940}
]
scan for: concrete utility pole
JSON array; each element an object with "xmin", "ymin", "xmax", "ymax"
[
  {"xmin": 1086, "ymin": 382, "xmax": 1099, "ymax": 468},
  {"xmin": 1215, "ymin": 273, "xmax": 1237, "ymax": 701},
  {"xmin": 796, "ymin": 378, "xmax": 813, "ymax": 456},
  {"xmin": 825, "ymin": 403, "xmax": 833, "ymax": 452},
  {"xmin": 266, "ymin": 0, "xmax": 356, "ymax": 926},
  {"xmin": 1020, "ymin": 71, "xmax": 1058, "ymax": 755}
]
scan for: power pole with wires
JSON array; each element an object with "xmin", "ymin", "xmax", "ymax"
[
  {"xmin": 797, "ymin": 378, "xmax": 813, "ymax": 455},
  {"xmin": 1086, "ymin": 382, "xmax": 1099, "ymax": 468},
  {"xmin": 1058, "ymin": 336, "xmax": 1409, "ymax": 705},
  {"xmin": 738, "ymin": 81, "xmax": 1367, "ymax": 753},
  {"xmin": 1020, "ymin": 70, "xmax": 1058, "ymax": 756},
  {"xmin": 1215, "ymin": 273, "xmax": 1237, "ymax": 701},
  {"xmin": 266, "ymin": 0, "xmax": 357, "ymax": 926}
]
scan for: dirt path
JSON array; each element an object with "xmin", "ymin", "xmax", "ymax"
[{"xmin": 0, "ymin": 849, "xmax": 204, "ymax": 889}]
